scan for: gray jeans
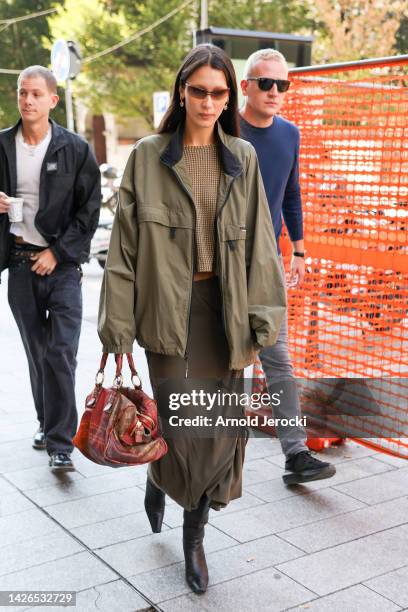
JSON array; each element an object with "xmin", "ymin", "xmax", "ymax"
[{"xmin": 260, "ymin": 261, "xmax": 308, "ymax": 459}]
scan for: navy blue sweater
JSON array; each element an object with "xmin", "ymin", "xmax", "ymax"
[{"xmin": 240, "ymin": 115, "xmax": 303, "ymax": 252}]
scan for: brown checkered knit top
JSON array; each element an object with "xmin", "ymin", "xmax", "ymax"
[{"xmin": 183, "ymin": 144, "xmax": 221, "ymax": 272}]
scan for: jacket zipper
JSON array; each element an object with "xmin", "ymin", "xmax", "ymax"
[
  {"xmin": 170, "ymin": 168, "xmax": 196, "ymax": 377},
  {"xmin": 37, "ymin": 140, "xmax": 66, "ymax": 235},
  {"xmin": 170, "ymin": 167, "xmax": 239, "ymax": 374}
]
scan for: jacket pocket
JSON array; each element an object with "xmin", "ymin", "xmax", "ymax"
[
  {"xmin": 220, "ymin": 224, "xmax": 246, "ymax": 251},
  {"xmin": 138, "ymin": 206, "xmax": 193, "ymax": 238},
  {"xmin": 134, "ymin": 206, "xmax": 193, "ymax": 353},
  {"xmin": 138, "ymin": 207, "xmax": 170, "ymax": 226}
]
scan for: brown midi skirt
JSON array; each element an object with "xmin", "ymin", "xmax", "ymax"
[{"xmin": 146, "ymin": 276, "xmax": 247, "ymax": 512}]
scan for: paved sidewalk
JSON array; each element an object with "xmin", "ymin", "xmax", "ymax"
[{"xmin": 0, "ymin": 262, "xmax": 407, "ymax": 612}]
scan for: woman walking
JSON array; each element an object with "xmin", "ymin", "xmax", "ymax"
[{"xmin": 98, "ymin": 44, "xmax": 286, "ymax": 594}]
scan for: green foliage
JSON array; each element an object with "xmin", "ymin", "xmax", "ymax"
[
  {"xmin": 47, "ymin": 0, "xmax": 195, "ymax": 124},
  {"xmin": 0, "ymin": 0, "xmax": 66, "ymax": 128},
  {"xmin": 46, "ymin": 0, "xmax": 315, "ymax": 126},
  {"xmin": 396, "ymin": 16, "xmax": 408, "ymax": 54},
  {"xmin": 308, "ymin": 0, "xmax": 406, "ymax": 63},
  {"xmin": 208, "ymin": 0, "xmax": 313, "ymax": 36},
  {"xmin": 2, "ymin": 0, "xmax": 405, "ymax": 129}
]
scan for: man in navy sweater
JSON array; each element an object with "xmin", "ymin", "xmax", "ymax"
[{"xmin": 240, "ymin": 49, "xmax": 335, "ymax": 484}]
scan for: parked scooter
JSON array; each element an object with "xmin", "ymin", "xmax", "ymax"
[
  {"xmin": 89, "ymin": 164, "xmax": 122, "ymax": 268},
  {"xmin": 100, "ymin": 163, "xmax": 122, "ymax": 213},
  {"xmin": 89, "ymin": 214, "xmax": 113, "ymax": 269}
]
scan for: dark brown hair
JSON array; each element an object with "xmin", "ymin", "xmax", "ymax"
[{"xmin": 158, "ymin": 44, "xmax": 239, "ymax": 137}]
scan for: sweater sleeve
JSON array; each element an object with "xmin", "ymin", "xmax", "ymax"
[{"xmin": 281, "ymin": 128, "xmax": 303, "ymax": 242}]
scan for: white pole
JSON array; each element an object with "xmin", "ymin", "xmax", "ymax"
[
  {"xmin": 65, "ymin": 78, "xmax": 74, "ymax": 132},
  {"xmin": 200, "ymin": 0, "xmax": 208, "ymax": 29}
]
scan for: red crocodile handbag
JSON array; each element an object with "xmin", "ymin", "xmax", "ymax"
[{"xmin": 73, "ymin": 353, "xmax": 167, "ymax": 467}]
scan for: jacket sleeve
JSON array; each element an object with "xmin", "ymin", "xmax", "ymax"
[
  {"xmin": 0, "ymin": 144, "xmax": 12, "ymax": 281},
  {"xmin": 245, "ymin": 146, "xmax": 287, "ymax": 348},
  {"xmin": 97, "ymin": 149, "xmax": 138, "ymax": 353},
  {"xmin": 50, "ymin": 142, "xmax": 101, "ymax": 263}
]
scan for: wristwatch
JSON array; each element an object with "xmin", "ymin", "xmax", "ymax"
[{"xmin": 293, "ymin": 251, "xmax": 305, "ymax": 258}]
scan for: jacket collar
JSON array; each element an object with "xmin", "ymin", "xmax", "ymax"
[
  {"xmin": 0, "ymin": 119, "xmax": 70, "ymax": 197},
  {"xmin": 160, "ymin": 121, "xmax": 243, "ymax": 178},
  {"xmin": 1, "ymin": 118, "xmax": 70, "ymax": 152}
]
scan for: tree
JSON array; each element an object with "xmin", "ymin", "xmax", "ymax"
[
  {"xmin": 47, "ymin": 0, "xmax": 315, "ymax": 127},
  {"xmin": 309, "ymin": 0, "xmax": 406, "ymax": 63},
  {"xmin": 208, "ymin": 0, "xmax": 314, "ymax": 36},
  {"xmin": 2, "ymin": 0, "xmax": 404, "ymax": 129},
  {"xmin": 0, "ymin": 1, "xmax": 66, "ymax": 127},
  {"xmin": 47, "ymin": 0, "xmax": 196, "ymax": 124},
  {"xmin": 395, "ymin": 15, "xmax": 408, "ymax": 54}
]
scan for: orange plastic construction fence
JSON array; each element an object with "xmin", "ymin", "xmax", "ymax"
[{"xmin": 276, "ymin": 56, "xmax": 408, "ymax": 458}]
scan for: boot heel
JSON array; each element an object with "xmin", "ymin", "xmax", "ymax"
[{"xmin": 144, "ymin": 477, "xmax": 165, "ymax": 533}]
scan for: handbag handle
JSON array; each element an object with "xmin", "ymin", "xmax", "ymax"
[{"xmin": 95, "ymin": 353, "xmax": 142, "ymax": 389}]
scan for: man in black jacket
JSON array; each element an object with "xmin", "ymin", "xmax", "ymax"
[{"xmin": 0, "ymin": 65, "xmax": 101, "ymax": 471}]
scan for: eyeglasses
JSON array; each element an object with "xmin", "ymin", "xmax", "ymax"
[
  {"xmin": 185, "ymin": 82, "xmax": 230, "ymax": 100},
  {"xmin": 246, "ymin": 77, "xmax": 291, "ymax": 93}
]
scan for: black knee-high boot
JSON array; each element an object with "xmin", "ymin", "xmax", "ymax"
[
  {"xmin": 183, "ymin": 495, "xmax": 210, "ymax": 594},
  {"xmin": 144, "ymin": 477, "xmax": 165, "ymax": 533}
]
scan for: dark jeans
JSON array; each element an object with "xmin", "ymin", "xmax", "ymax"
[{"xmin": 8, "ymin": 257, "xmax": 82, "ymax": 454}]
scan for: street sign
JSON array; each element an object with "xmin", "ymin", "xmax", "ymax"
[
  {"xmin": 51, "ymin": 39, "xmax": 71, "ymax": 83},
  {"xmin": 51, "ymin": 40, "xmax": 82, "ymax": 131},
  {"xmin": 51, "ymin": 39, "xmax": 82, "ymax": 83},
  {"xmin": 67, "ymin": 41, "xmax": 82, "ymax": 79},
  {"xmin": 153, "ymin": 91, "xmax": 170, "ymax": 129}
]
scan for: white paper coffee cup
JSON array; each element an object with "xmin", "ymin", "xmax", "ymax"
[{"xmin": 7, "ymin": 197, "xmax": 24, "ymax": 223}]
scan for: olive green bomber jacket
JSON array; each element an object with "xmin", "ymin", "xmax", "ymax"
[{"xmin": 98, "ymin": 122, "xmax": 286, "ymax": 370}]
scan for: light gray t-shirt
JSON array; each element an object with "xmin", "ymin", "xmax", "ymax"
[{"xmin": 10, "ymin": 126, "xmax": 52, "ymax": 246}]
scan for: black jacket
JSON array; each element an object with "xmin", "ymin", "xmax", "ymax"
[{"xmin": 0, "ymin": 119, "xmax": 101, "ymax": 273}]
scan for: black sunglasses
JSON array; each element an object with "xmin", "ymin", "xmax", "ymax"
[{"xmin": 246, "ymin": 77, "xmax": 291, "ymax": 93}]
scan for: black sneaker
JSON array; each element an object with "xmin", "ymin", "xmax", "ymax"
[
  {"xmin": 32, "ymin": 426, "xmax": 46, "ymax": 450},
  {"xmin": 283, "ymin": 450, "xmax": 336, "ymax": 485},
  {"xmin": 49, "ymin": 453, "xmax": 75, "ymax": 472}
]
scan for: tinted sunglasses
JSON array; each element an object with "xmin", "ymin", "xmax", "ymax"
[
  {"xmin": 246, "ymin": 77, "xmax": 291, "ymax": 93},
  {"xmin": 185, "ymin": 82, "xmax": 230, "ymax": 100}
]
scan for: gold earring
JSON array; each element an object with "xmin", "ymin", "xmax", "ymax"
[
  {"xmin": 180, "ymin": 99, "xmax": 184, "ymax": 107},
  {"xmin": 224, "ymin": 103, "xmax": 228, "ymax": 110}
]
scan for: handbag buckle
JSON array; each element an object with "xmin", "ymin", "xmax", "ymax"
[
  {"xmin": 131, "ymin": 373, "xmax": 142, "ymax": 389},
  {"xmin": 95, "ymin": 370, "xmax": 104, "ymax": 386},
  {"xmin": 113, "ymin": 374, "xmax": 123, "ymax": 388}
]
